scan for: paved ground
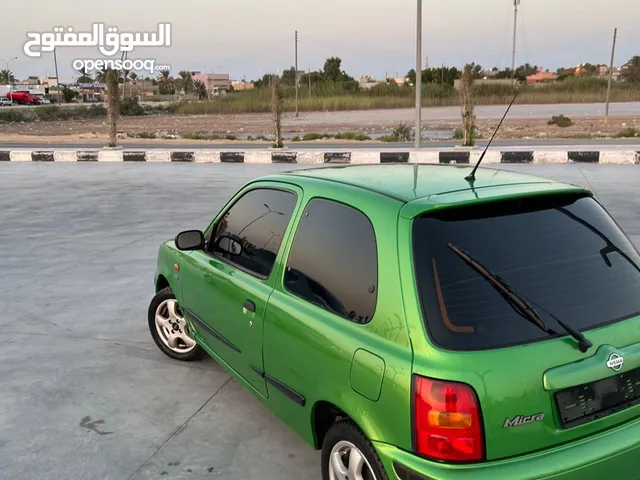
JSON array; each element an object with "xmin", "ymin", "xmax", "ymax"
[
  {"xmin": 3, "ymin": 139, "xmax": 640, "ymax": 150},
  {"xmin": 1, "ymin": 163, "xmax": 639, "ymax": 480}
]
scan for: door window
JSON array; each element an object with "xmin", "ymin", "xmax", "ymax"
[
  {"xmin": 209, "ymin": 188, "xmax": 297, "ymax": 278},
  {"xmin": 283, "ymin": 198, "xmax": 378, "ymax": 324}
]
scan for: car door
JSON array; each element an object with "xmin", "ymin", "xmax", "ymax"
[{"xmin": 181, "ymin": 184, "xmax": 300, "ymax": 397}]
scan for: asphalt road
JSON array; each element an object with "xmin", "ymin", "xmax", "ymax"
[
  {"xmin": 1, "ymin": 163, "xmax": 639, "ymax": 480},
  {"xmin": 2, "ymin": 139, "xmax": 640, "ymax": 151}
]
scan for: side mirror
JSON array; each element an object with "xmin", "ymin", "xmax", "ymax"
[
  {"xmin": 217, "ymin": 235, "xmax": 243, "ymax": 256},
  {"xmin": 175, "ymin": 230, "xmax": 205, "ymax": 251}
]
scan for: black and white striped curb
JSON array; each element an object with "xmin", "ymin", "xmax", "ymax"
[{"xmin": 1, "ymin": 150, "xmax": 639, "ymax": 164}]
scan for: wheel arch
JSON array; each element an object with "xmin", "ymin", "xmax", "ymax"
[
  {"xmin": 311, "ymin": 400, "xmax": 370, "ymax": 450},
  {"xmin": 155, "ymin": 274, "xmax": 171, "ymax": 293}
]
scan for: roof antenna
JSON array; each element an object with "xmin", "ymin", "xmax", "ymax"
[{"xmin": 465, "ymin": 89, "xmax": 519, "ymax": 184}]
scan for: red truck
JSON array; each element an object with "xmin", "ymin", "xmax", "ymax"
[{"xmin": 6, "ymin": 91, "xmax": 41, "ymax": 105}]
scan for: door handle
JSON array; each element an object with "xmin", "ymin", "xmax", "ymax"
[{"xmin": 243, "ymin": 300, "xmax": 256, "ymax": 313}]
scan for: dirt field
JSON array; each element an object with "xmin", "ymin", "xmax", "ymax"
[{"xmin": 0, "ymin": 104, "xmax": 638, "ymax": 143}]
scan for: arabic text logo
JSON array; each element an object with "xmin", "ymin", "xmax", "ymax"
[{"xmin": 23, "ymin": 23, "xmax": 171, "ymax": 58}]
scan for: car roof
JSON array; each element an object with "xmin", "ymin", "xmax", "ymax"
[{"xmin": 268, "ymin": 164, "xmax": 588, "ymax": 205}]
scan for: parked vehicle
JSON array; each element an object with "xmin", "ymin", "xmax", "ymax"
[
  {"xmin": 6, "ymin": 91, "xmax": 40, "ymax": 105},
  {"xmin": 0, "ymin": 98, "xmax": 11, "ymax": 106},
  {"xmin": 148, "ymin": 164, "xmax": 640, "ymax": 479}
]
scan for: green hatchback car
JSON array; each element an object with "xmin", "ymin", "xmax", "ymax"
[{"xmin": 148, "ymin": 164, "xmax": 640, "ymax": 480}]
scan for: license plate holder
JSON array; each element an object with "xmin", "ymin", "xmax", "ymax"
[{"xmin": 555, "ymin": 367, "xmax": 640, "ymax": 428}]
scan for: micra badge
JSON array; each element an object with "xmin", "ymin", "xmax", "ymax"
[{"xmin": 503, "ymin": 413, "xmax": 545, "ymax": 428}]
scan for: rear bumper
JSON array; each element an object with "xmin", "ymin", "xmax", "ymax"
[{"xmin": 375, "ymin": 416, "xmax": 640, "ymax": 480}]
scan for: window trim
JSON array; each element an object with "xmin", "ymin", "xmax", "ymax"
[
  {"xmin": 280, "ymin": 196, "xmax": 380, "ymax": 325},
  {"xmin": 204, "ymin": 185, "xmax": 299, "ymax": 281}
]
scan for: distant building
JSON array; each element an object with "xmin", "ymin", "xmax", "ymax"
[
  {"xmin": 191, "ymin": 72, "xmax": 231, "ymax": 97},
  {"xmin": 358, "ymin": 75, "xmax": 379, "ymax": 89},
  {"xmin": 526, "ymin": 72, "xmax": 558, "ymax": 84},
  {"xmin": 231, "ymin": 80, "xmax": 254, "ymax": 91}
]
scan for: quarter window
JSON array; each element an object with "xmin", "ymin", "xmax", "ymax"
[
  {"xmin": 210, "ymin": 188, "xmax": 296, "ymax": 278},
  {"xmin": 284, "ymin": 198, "xmax": 378, "ymax": 324}
]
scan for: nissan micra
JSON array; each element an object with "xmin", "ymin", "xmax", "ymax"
[{"xmin": 148, "ymin": 164, "xmax": 640, "ymax": 480}]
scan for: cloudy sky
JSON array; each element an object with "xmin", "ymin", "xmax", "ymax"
[{"xmin": 1, "ymin": 0, "xmax": 638, "ymax": 81}]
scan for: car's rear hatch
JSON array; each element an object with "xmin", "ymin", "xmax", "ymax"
[{"xmin": 407, "ymin": 191, "xmax": 640, "ymax": 461}]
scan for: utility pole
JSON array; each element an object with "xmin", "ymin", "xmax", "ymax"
[
  {"xmin": 308, "ymin": 68, "xmax": 312, "ymax": 98},
  {"xmin": 295, "ymin": 30, "xmax": 299, "ymax": 118},
  {"xmin": 415, "ymin": 0, "xmax": 422, "ymax": 148},
  {"xmin": 511, "ymin": 0, "xmax": 520, "ymax": 86},
  {"xmin": 53, "ymin": 48, "xmax": 61, "ymax": 104},
  {"xmin": 605, "ymin": 28, "xmax": 618, "ymax": 125}
]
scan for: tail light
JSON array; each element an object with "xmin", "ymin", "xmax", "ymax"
[{"xmin": 413, "ymin": 375, "xmax": 484, "ymax": 462}]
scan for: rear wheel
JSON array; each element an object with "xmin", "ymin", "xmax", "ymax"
[
  {"xmin": 321, "ymin": 421, "xmax": 388, "ymax": 480},
  {"xmin": 148, "ymin": 287, "xmax": 204, "ymax": 361}
]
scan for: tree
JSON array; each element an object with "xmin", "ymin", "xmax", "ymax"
[
  {"xmin": 271, "ymin": 76, "xmax": 283, "ymax": 148},
  {"xmin": 459, "ymin": 64, "xmax": 476, "ymax": 147},
  {"xmin": 177, "ymin": 71, "xmax": 194, "ymax": 94},
  {"xmin": 76, "ymin": 67, "xmax": 93, "ymax": 83},
  {"xmin": 157, "ymin": 69, "xmax": 176, "ymax": 94},
  {"xmin": 0, "ymin": 70, "xmax": 15, "ymax": 83},
  {"xmin": 193, "ymin": 79, "xmax": 207, "ymax": 100},
  {"xmin": 323, "ymin": 57, "xmax": 342, "ymax": 82},
  {"xmin": 281, "ymin": 67, "xmax": 296, "ymax": 86},
  {"xmin": 129, "ymin": 72, "xmax": 138, "ymax": 82},
  {"xmin": 106, "ymin": 69, "xmax": 120, "ymax": 148},
  {"xmin": 61, "ymin": 87, "xmax": 78, "ymax": 103},
  {"xmin": 621, "ymin": 56, "xmax": 640, "ymax": 83}
]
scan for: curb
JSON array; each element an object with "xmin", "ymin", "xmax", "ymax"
[{"xmin": 0, "ymin": 149, "xmax": 639, "ymax": 165}]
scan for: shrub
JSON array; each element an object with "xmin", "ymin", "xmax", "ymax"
[
  {"xmin": 120, "ymin": 97, "xmax": 145, "ymax": 116},
  {"xmin": 548, "ymin": 114, "xmax": 574, "ymax": 128},
  {"xmin": 615, "ymin": 127, "xmax": 640, "ymax": 138}
]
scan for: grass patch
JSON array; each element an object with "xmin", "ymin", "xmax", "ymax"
[
  {"xmin": 615, "ymin": 127, "xmax": 640, "ymax": 138},
  {"xmin": 135, "ymin": 132, "xmax": 156, "ymax": 139},
  {"xmin": 180, "ymin": 132, "xmax": 238, "ymax": 141},
  {"xmin": 173, "ymin": 77, "xmax": 640, "ymax": 115},
  {"xmin": 290, "ymin": 132, "xmax": 372, "ymax": 142},
  {"xmin": 0, "ymin": 104, "xmax": 107, "ymax": 124},
  {"xmin": 548, "ymin": 114, "xmax": 575, "ymax": 128}
]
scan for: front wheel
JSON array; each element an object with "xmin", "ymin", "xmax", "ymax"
[
  {"xmin": 148, "ymin": 287, "xmax": 205, "ymax": 361},
  {"xmin": 321, "ymin": 421, "xmax": 388, "ymax": 480}
]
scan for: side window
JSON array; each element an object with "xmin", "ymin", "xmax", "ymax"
[
  {"xmin": 210, "ymin": 188, "xmax": 297, "ymax": 278},
  {"xmin": 284, "ymin": 198, "xmax": 378, "ymax": 324}
]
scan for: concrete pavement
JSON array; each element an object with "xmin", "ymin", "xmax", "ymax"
[{"xmin": 1, "ymin": 163, "xmax": 639, "ymax": 480}]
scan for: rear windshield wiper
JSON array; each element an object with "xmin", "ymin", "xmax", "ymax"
[{"xmin": 447, "ymin": 243, "xmax": 593, "ymax": 353}]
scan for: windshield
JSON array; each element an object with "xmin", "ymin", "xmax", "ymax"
[{"xmin": 412, "ymin": 193, "xmax": 640, "ymax": 351}]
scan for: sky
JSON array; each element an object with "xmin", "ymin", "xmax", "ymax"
[{"xmin": 1, "ymin": 0, "xmax": 638, "ymax": 82}]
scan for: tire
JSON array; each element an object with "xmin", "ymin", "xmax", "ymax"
[
  {"xmin": 148, "ymin": 287, "xmax": 205, "ymax": 362},
  {"xmin": 321, "ymin": 420, "xmax": 388, "ymax": 480}
]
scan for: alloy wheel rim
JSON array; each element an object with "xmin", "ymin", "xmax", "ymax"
[
  {"xmin": 154, "ymin": 299, "xmax": 197, "ymax": 353},
  {"xmin": 328, "ymin": 440, "xmax": 377, "ymax": 480}
]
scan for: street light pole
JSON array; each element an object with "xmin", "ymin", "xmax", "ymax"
[
  {"xmin": 53, "ymin": 48, "xmax": 62, "ymax": 104},
  {"xmin": 511, "ymin": 0, "xmax": 521, "ymax": 86},
  {"xmin": 415, "ymin": 0, "xmax": 422, "ymax": 149},
  {"xmin": 1, "ymin": 56, "xmax": 18, "ymax": 107}
]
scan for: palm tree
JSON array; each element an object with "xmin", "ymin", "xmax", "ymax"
[
  {"xmin": 0, "ymin": 69, "xmax": 15, "ymax": 84},
  {"xmin": 157, "ymin": 69, "xmax": 175, "ymax": 94},
  {"xmin": 177, "ymin": 71, "xmax": 194, "ymax": 94},
  {"xmin": 76, "ymin": 67, "xmax": 93, "ymax": 83},
  {"xmin": 193, "ymin": 79, "xmax": 207, "ymax": 100},
  {"xmin": 621, "ymin": 56, "xmax": 640, "ymax": 84}
]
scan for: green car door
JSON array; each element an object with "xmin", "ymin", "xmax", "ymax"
[{"xmin": 180, "ymin": 183, "xmax": 300, "ymax": 397}]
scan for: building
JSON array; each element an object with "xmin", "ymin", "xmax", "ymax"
[
  {"xmin": 231, "ymin": 80, "xmax": 254, "ymax": 91},
  {"xmin": 526, "ymin": 72, "xmax": 558, "ymax": 84},
  {"xmin": 191, "ymin": 72, "xmax": 231, "ymax": 97}
]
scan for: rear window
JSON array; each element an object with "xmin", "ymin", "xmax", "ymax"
[{"xmin": 412, "ymin": 194, "xmax": 640, "ymax": 351}]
